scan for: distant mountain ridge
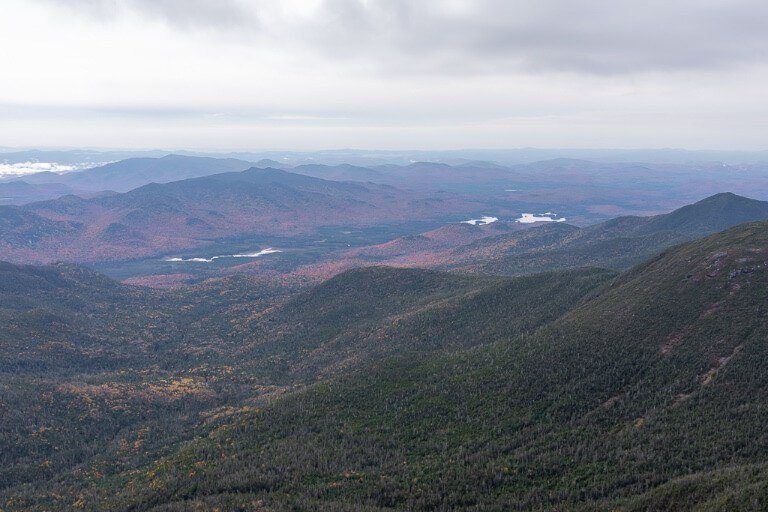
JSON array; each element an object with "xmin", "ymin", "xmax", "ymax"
[
  {"xmin": 459, "ymin": 192, "xmax": 768, "ymax": 274},
  {"xmin": 0, "ymin": 166, "xmax": 487, "ymax": 264},
  {"xmin": 280, "ymin": 192, "xmax": 768, "ymax": 280},
  {"xmin": 22, "ymin": 154, "xmax": 255, "ymax": 192},
  {"xmin": 7, "ymin": 153, "xmax": 768, "ymax": 229},
  {"xmin": 0, "ymin": 181, "xmax": 85, "ymax": 205},
  {"xmin": 636, "ymin": 191, "xmax": 768, "ymax": 236}
]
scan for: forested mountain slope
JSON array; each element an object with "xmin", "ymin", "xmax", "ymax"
[
  {"xmin": 240, "ymin": 266, "xmax": 614, "ymax": 378},
  {"xmin": 0, "ymin": 261, "xmax": 612, "ymax": 510},
  {"xmin": 86, "ymin": 220, "xmax": 768, "ymax": 511},
  {"xmin": 0, "ymin": 263, "xmax": 296, "ymax": 496}
]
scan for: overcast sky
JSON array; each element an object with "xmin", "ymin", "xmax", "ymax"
[{"xmin": 1, "ymin": 0, "xmax": 767, "ymax": 150}]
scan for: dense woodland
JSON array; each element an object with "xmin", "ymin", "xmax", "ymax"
[{"xmin": 3, "ymin": 194, "xmax": 768, "ymax": 510}]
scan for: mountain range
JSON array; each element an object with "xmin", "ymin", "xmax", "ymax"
[
  {"xmin": 7, "ymin": 147, "xmax": 768, "ymax": 168},
  {"xmin": 290, "ymin": 158, "xmax": 768, "ymax": 215},
  {"xmin": 0, "ymin": 167, "xmax": 488, "ymax": 264},
  {"xmin": 5, "ymin": 153, "xmax": 768, "ymax": 225},
  {"xmin": 236, "ymin": 192, "xmax": 768, "ymax": 284}
]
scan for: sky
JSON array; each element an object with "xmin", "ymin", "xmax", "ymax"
[{"xmin": 1, "ymin": 0, "xmax": 767, "ymax": 150}]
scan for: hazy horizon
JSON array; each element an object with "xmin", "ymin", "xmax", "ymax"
[{"xmin": 3, "ymin": 144, "xmax": 768, "ymax": 152}]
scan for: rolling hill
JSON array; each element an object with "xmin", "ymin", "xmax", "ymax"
[
  {"xmin": 0, "ymin": 260, "xmax": 303, "ymax": 498},
  {"xmin": 270, "ymin": 220, "xmax": 537, "ymax": 281}
]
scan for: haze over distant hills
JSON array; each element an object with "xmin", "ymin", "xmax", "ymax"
[
  {"xmin": 4, "ymin": 152, "xmax": 768, "ymax": 220},
  {"xmin": 6, "ymin": 147, "xmax": 768, "ymax": 168},
  {"xmin": 0, "ymin": 181, "xmax": 86, "ymax": 205},
  {"xmin": 5, "ymin": 149, "xmax": 768, "ymax": 203},
  {"xmin": 25, "ymin": 154, "xmax": 255, "ymax": 192}
]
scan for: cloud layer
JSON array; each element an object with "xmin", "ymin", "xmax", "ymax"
[
  {"xmin": 2, "ymin": 0, "xmax": 768, "ymax": 149},
  {"xmin": 45, "ymin": 0, "xmax": 768, "ymax": 74},
  {"xmin": 45, "ymin": 0, "xmax": 258, "ymax": 29}
]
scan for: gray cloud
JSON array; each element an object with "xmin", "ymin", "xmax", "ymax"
[
  {"xmin": 35, "ymin": 0, "xmax": 768, "ymax": 74},
  {"xmin": 308, "ymin": 0, "xmax": 768, "ymax": 74},
  {"xmin": 43, "ymin": 0, "xmax": 258, "ymax": 30},
  {"xmin": 8, "ymin": 0, "xmax": 768, "ymax": 151}
]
